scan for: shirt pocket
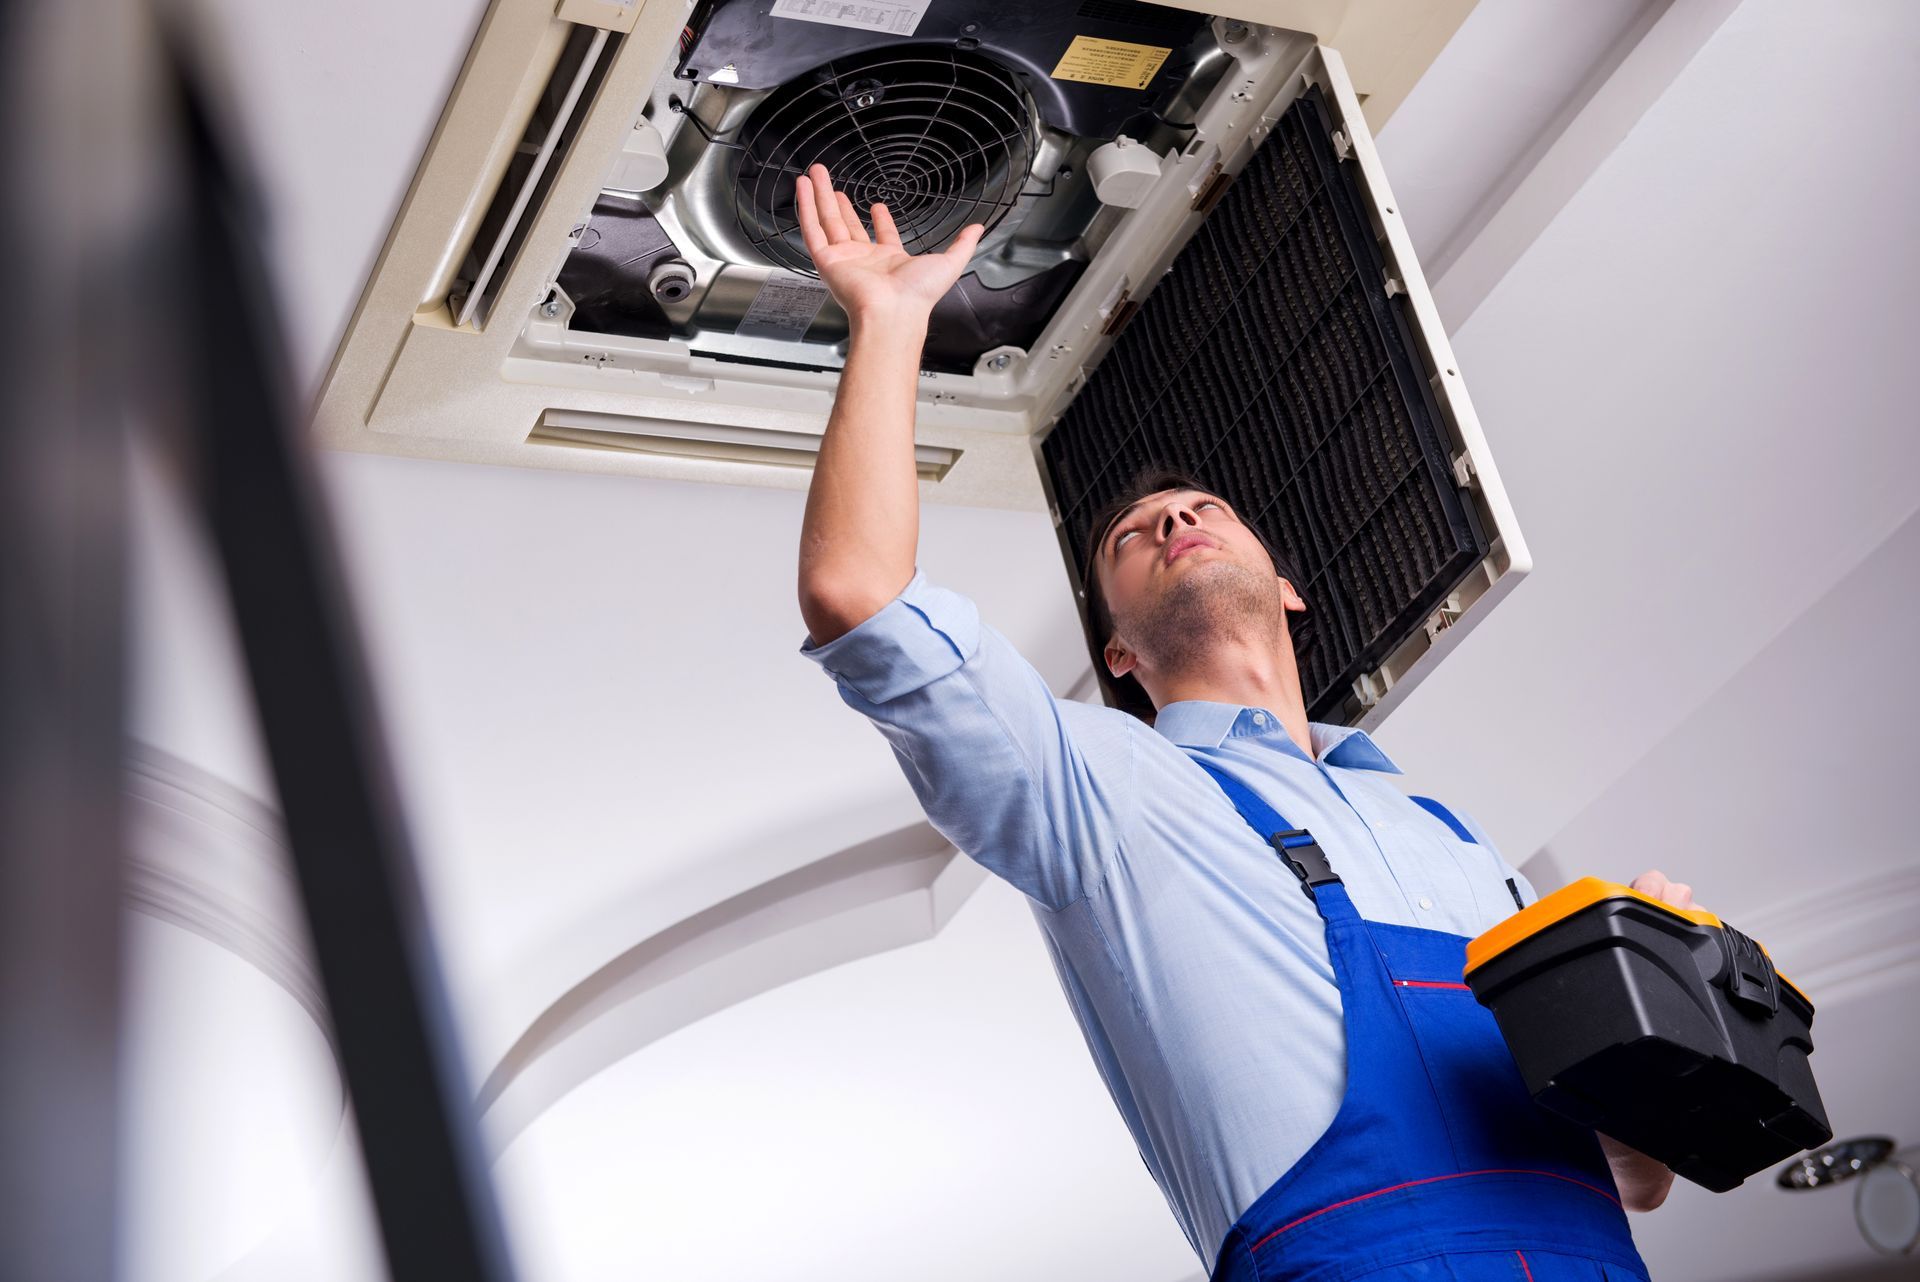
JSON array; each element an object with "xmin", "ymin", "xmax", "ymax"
[{"xmin": 1373, "ymin": 815, "xmax": 1507, "ymax": 932}]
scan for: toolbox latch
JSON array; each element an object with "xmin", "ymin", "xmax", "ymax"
[
  {"xmin": 1271, "ymin": 830, "xmax": 1342, "ymax": 899},
  {"xmin": 1717, "ymin": 924, "xmax": 1780, "ymax": 1017}
]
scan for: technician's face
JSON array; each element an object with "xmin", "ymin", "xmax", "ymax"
[{"xmin": 1096, "ymin": 488, "xmax": 1278, "ymax": 622}]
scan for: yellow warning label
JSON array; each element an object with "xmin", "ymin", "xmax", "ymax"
[{"xmin": 1050, "ymin": 35, "xmax": 1172, "ymax": 90}]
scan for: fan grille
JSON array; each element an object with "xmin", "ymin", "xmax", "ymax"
[{"xmin": 732, "ymin": 47, "xmax": 1038, "ymax": 275}]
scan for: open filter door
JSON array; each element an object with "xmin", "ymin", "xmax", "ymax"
[{"xmin": 1034, "ymin": 47, "xmax": 1528, "ymax": 728}]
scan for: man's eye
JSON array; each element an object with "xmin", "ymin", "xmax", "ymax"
[
  {"xmin": 1198, "ymin": 500, "xmax": 1223, "ymax": 511},
  {"xmin": 1115, "ymin": 529, "xmax": 1139, "ymax": 549}
]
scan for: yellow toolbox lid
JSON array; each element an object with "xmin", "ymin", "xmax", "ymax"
[{"xmin": 1464, "ymin": 876, "xmax": 1808, "ymax": 1006}]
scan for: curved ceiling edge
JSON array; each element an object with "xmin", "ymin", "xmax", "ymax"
[
  {"xmin": 1728, "ymin": 865, "xmax": 1920, "ymax": 1007},
  {"xmin": 124, "ymin": 740, "xmax": 344, "ymax": 1108},
  {"xmin": 477, "ymin": 821, "xmax": 986, "ymax": 1155},
  {"xmin": 125, "ymin": 742, "xmax": 359, "ymax": 1282}
]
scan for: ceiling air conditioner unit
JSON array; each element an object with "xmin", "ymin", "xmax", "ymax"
[{"xmin": 315, "ymin": 0, "xmax": 1521, "ymax": 726}]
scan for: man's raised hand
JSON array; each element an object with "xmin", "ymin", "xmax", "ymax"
[{"xmin": 794, "ymin": 162, "xmax": 984, "ymax": 327}]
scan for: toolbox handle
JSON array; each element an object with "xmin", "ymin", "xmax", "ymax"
[{"xmin": 1717, "ymin": 924, "xmax": 1780, "ymax": 1017}]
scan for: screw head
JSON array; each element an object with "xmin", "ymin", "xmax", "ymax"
[
  {"xmin": 987, "ymin": 353, "xmax": 1012, "ymax": 371},
  {"xmin": 1222, "ymin": 20, "xmax": 1249, "ymax": 43},
  {"xmin": 541, "ymin": 298, "xmax": 562, "ymax": 318}
]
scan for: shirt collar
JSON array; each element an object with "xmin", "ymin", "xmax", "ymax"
[{"xmin": 1150, "ymin": 700, "xmax": 1403, "ymax": 774}]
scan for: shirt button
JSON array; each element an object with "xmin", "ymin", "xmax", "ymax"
[
  {"xmin": 1252, "ymin": 711, "xmax": 1268, "ymax": 726},
  {"xmin": 1418, "ymin": 896, "xmax": 1433, "ymax": 911}
]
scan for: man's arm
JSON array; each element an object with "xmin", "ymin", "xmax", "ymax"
[
  {"xmin": 1599, "ymin": 1134, "xmax": 1674, "ymax": 1212},
  {"xmin": 789, "ymin": 166, "xmax": 1129, "ymax": 911},
  {"xmin": 794, "ymin": 162, "xmax": 982, "ymax": 644}
]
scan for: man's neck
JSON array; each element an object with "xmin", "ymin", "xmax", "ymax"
[{"xmin": 1153, "ymin": 636, "xmax": 1315, "ymax": 760}]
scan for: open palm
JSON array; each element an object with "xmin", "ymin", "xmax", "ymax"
[{"xmin": 794, "ymin": 162, "xmax": 984, "ymax": 321}]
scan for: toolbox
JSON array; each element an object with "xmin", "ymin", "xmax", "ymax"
[{"xmin": 1463, "ymin": 877, "xmax": 1833, "ymax": 1192}]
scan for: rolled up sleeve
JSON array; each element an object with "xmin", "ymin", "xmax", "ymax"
[
  {"xmin": 800, "ymin": 569, "xmax": 1131, "ymax": 910},
  {"xmin": 800, "ymin": 570, "xmax": 980, "ymax": 704}
]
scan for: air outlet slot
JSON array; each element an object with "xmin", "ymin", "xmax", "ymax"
[
  {"xmin": 449, "ymin": 23, "xmax": 620, "ymax": 329},
  {"xmin": 531, "ymin": 408, "xmax": 961, "ymax": 480}
]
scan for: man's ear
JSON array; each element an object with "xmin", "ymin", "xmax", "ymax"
[
  {"xmin": 1104, "ymin": 636, "xmax": 1136, "ymax": 679},
  {"xmin": 1278, "ymin": 577, "xmax": 1308, "ymax": 613}
]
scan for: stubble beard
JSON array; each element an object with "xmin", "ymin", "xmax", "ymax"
[{"xmin": 1115, "ymin": 560, "xmax": 1284, "ymax": 676}]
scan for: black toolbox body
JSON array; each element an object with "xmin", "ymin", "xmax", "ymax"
[{"xmin": 1463, "ymin": 878, "xmax": 1831, "ymax": 1192}]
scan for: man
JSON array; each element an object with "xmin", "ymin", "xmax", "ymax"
[{"xmin": 793, "ymin": 162, "xmax": 1688, "ymax": 1280}]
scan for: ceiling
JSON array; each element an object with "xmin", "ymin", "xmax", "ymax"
[{"xmin": 127, "ymin": 0, "xmax": 1920, "ymax": 1279}]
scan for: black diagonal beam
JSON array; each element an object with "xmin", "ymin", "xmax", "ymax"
[{"xmin": 170, "ymin": 48, "xmax": 520, "ymax": 1282}]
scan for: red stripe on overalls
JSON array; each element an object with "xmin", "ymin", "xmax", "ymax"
[{"xmin": 1248, "ymin": 1169, "xmax": 1624, "ymax": 1252}]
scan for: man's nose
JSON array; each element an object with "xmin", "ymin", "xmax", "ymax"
[{"xmin": 1159, "ymin": 504, "xmax": 1201, "ymax": 538}]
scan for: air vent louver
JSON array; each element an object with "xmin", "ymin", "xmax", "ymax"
[
  {"xmin": 451, "ymin": 23, "xmax": 620, "ymax": 328},
  {"xmin": 1040, "ymin": 88, "xmax": 1487, "ymax": 724}
]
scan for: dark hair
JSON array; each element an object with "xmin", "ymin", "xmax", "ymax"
[{"xmin": 1079, "ymin": 464, "xmax": 1309, "ymax": 723}]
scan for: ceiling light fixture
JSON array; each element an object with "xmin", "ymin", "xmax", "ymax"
[{"xmin": 1777, "ymin": 1136, "xmax": 1920, "ymax": 1257}]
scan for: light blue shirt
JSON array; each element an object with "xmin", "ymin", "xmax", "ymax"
[{"xmin": 800, "ymin": 570, "xmax": 1536, "ymax": 1261}]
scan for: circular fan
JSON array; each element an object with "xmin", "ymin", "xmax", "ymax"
[{"xmin": 732, "ymin": 46, "xmax": 1038, "ymax": 276}]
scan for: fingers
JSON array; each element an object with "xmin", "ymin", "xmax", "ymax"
[
  {"xmin": 1631, "ymin": 869, "xmax": 1695, "ymax": 910},
  {"xmin": 799, "ymin": 163, "xmax": 966, "ymax": 259},
  {"xmin": 906, "ymin": 221, "xmax": 985, "ymax": 299},
  {"xmin": 870, "ymin": 201, "xmax": 900, "ymax": 247},
  {"xmin": 794, "ymin": 172, "xmax": 827, "ymax": 260},
  {"xmin": 807, "ymin": 163, "xmax": 849, "ymax": 244},
  {"xmin": 835, "ymin": 190, "xmax": 871, "ymax": 245},
  {"xmin": 944, "ymin": 221, "xmax": 986, "ymax": 265}
]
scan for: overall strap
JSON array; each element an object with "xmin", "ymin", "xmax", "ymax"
[
  {"xmin": 1408, "ymin": 795, "xmax": 1478, "ymax": 844},
  {"xmin": 1194, "ymin": 761, "xmax": 1342, "ymax": 900}
]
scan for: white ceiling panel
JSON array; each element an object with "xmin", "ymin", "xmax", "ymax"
[
  {"xmin": 1371, "ymin": 0, "xmax": 1920, "ymax": 872},
  {"xmin": 1375, "ymin": 0, "xmax": 1664, "ymax": 271}
]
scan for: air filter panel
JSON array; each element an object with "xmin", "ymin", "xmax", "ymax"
[{"xmin": 1040, "ymin": 84, "xmax": 1496, "ymax": 727}]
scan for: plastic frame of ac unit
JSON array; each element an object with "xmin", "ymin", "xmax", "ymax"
[{"xmin": 1025, "ymin": 40, "xmax": 1531, "ymax": 729}]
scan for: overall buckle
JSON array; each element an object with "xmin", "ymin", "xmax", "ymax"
[{"xmin": 1271, "ymin": 830, "xmax": 1341, "ymax": 899}]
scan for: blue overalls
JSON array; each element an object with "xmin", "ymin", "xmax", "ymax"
[{"xmin": 1197, "ymin": 763, "xmax": 1652, "ymax": 1282}]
